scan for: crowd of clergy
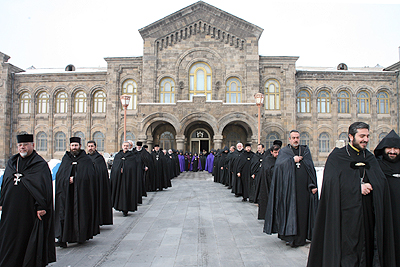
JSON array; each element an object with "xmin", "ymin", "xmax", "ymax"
[
  {"xmin": 207, "ymin": 122, "xmax": 400, "ymax": 267},
  {"xmin": 3, "ymin": 121, "xmax": 400, "ymax": 266}
]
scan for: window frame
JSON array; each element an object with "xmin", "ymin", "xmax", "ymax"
[{"xmin": 264, "ymin": 79, "xmax": 280, "ymax": 110}]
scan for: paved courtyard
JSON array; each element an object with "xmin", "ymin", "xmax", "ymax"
[{"xmin": 50, "ymin": 171, "xmax": 309, "ymax": 267}]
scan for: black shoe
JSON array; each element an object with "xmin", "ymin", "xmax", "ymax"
[
  {"xmin": 249, "ymin": 200, "xmax": 254, "ymax": 203},
  {"xmin": 242, "ymin": 198, "xmax": 247, "ymax": 202},
  {"xmin": 56, "ymin": 241, "xmax": 67, "ymax": 248},
  {"xmin": 235, "ymin": 194, "xmax": 240, "ymax": 197},
  {"xmin": 123, "ymin": 211, "xmax": 128, "ymax": 217},
  {"xmin": 228, "ymin": 186, "xmax": 232, "ymax": 189}
]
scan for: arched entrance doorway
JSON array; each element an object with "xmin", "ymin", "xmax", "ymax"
[
  {"xmin": 222, "ymin": 123, "xmax": 251, "ymax": 148},
  {"xmin": 189, "ymin": 129, "xmax": 210, "ymax": 154}
]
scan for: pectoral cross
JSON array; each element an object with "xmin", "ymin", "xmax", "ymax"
[
  {"xmin": 14, "ymin": 173, "xmax": 23, "ymax": 185},
  {"xmin": 296, "ymin": 162, "xmax": 301, "ymax": 169}
]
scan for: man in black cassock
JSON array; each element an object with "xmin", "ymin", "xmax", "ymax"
[
  {"xmin": 231, "ymin": 143, "xmax": 244, "ymax": 196},
  {"xmin": 0, "ymin": 134, "xmax": 55, "ymax": 266},
  {"xmin": 151, "ymin": 145, "xmax": 168, "ymax": 190},
  {"xmin": 55, "ymin": 137, "xmax": 97, "ymax": 248},
  {"xmin": 307, "ymin": 122, "xmax": 395, "ymax": 267},
  {"xmin": 255, "ymin": 144, "xmax": 280, "ymax": 220},
  {"xmin": 218, "ymin": 147, "xmax": 229, "ymax": 186},
  {"xmin": 264, "ymin": 130, "xmax": 318, "ymax": 247},
  {"xmin": 141, "ymin": 144, "xmax": 156, "ymax": 192},
  {"xmin": 226, "ymin": 146, "xmax": 235, "ymax": 189},
  {"xmin": 250, "ymin": 144, "xmax": 267, "ymax": 203},
  {"xmin": 134, "ymin": 142, "xmax": 147, "ymax": 203},
  {"xmin": 87, "ymin": 140, "xmax": 113, "ymax": 226},
  {"xmin": 374, "ymin": 130, "xmax": 400, "ymax": 266},
  {"xmin": 236, "ymin": 143, "xmax": 254, "ymax": 202},
  {"xmin": 110, "ymin": 141, "xmax": 140, "ymax": 216}
]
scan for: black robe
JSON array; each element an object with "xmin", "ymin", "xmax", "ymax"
[
  {"xmin": 231, "ymin": 150, "xmax": 243, "ymax": 195},
  {"xmin": 55, "ymin": 150, "xmax": 97, "ymax": 243},
  {"xmin": 0, "ymin": 151, "xmax": 56, "ymax": 267},
  {"xmin": 151, "ymin": 150, "xmax": 169, "ymax": 190},
  {"xmin": 87, "ymin": 151, "xmax": 113, "ymax": 226},
  {"xmin": 139, "ymin": 149, "xmax": 156, "ymax": 192},
  {"xmin": 200, "ymin": 153, "xmax": 207, "ymax": 170},
  {"xmin": 250, "ymin": 152, "xmax": 267, "ymax": 203},
  {"xmin": 255, "ymin": 154, "xmax": 276, "ymax": 220},
  {"xmin": 264, "ymin": 145, "xmax": 318, "ymax": 247},
  {"xmin": 307, "ymin": 145, "xmax": 395, "ymax": 267},
  {"xmin": 236, "ymin": 150, "xmax": 254, "ymax": 199},
  {"xmin": 218, "ymin": 152, "xmax": 229, "ymax": 186},
  {"xmin": 110, "ymin": 150, "xmax": 141, "ymax": 213}
]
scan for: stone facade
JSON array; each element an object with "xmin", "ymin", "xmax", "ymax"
[{"xmin": 0, "ymin": 1, "xmax": 399, "ymax": 167}]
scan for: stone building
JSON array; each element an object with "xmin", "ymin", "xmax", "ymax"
[{"xmin": 0, "ymin": 1, "xmax": 399, "ymax": 167}]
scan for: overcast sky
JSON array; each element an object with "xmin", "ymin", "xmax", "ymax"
[{"xmin": 1, "ymin": 0, "xmax": 399, "ymax": 70}]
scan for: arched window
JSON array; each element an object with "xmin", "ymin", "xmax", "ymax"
[
  {"xmin": 55, "ymin": 91, "xmax": 68, "ymax": 113},
  {"xmin": 319, "ymin": 132, "xmax": 330, "ymax": 153},
  {"xmin": 55, "ymin": 132, "xmax": 66, "ymax": 152},
  {"xmin": 93, "ymin": 90, "xmax": 106, "ymax": 113},
  {"xmin": 122, "ymin": 79, "xmax": 137, "ymax": 110},
  {"xmin": 74, "ymin": 91, "xmax": 87, "ymax": 113},
  {"xmin": 266, "ymin": 132, "xmax": 280, "ymax": 149},
  {"xmin": 160, "ymin": 78, "xmax": 175, "ymax": 103},
  {"xmin": 36, "ymin": 131, "xmax": 47, "ymax": 152},
  {"xmin": 317, "ymin": 90, "xmax": 330, "ymax": 113},
  {"xmin": 160, "ymin": 131, "xmax": 174, "ymax": 150},
  {"xmin": 339, "ymin": 132, "xmax": 348, "ymax": 145},
  {"xmin": 93, "ymin": 131, "xmax": 105, "ymax": 151},
  {"xmin": 226, "ymin": 77, "xmax": 242, "ymax": 103},
  {"xmin": 189, "ymin": 62, "xmax": 212, "ymax": 101},
  {"xmin": 19, "ymin": 92, "xmax": 31, "ymax": 114},
  {"xmin": 357, "ymin": 90, "xmax": 370, "ymax": 114},
  {"xmin": 226, "ymin": 132, "xmax": 241, "ymax": 148},
  {"xmin": 377, "ymin": 91, "xmax": 389, "ymax": 114},
  {"xmin": 120, "ymin": 132, "xmax": 135, "ymax": 147},
  {"xmin": 379, "ymin": 132, "xmax": 388, "ymax": 142},
  {"xmin": 265, "ymin": 79, "xmax": 280, "ymax": 110},
  {"xmin": 338, "ymin": 90, "xmax": 350, "ymax": 113},
  {"xmin": 74, "ymin": 131, "xmax": 85, "ymax": 147},
  {"xmin": 37, "ymin": 91, "xmax": 49, "ymax": 114},
  {"xmin": 300, "ymin": 132, "xmax": 310, "ymax": 146},
  {"xmin": 297, "ymin": 90, "xmax": 310, "ymax": 113}
]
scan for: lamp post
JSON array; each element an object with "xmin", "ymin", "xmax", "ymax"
[
  {"xmin": 120, "ymin": 95, "xmax": 131, "ymax": 142},
  {"xmin": 254, "ymin": 93, "xmax": 264, "ymax": 144}
]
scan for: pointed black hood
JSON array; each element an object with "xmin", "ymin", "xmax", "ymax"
[{"xmin": 374, "ymin": 130, "xmax": 400, "ymax": 157}]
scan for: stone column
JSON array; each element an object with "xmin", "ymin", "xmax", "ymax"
[
  {"xmin": 213, "ymin": 134, "xmax": 223, "ymax": 149},
  {"xmin": 176, "ymin": 135, "xmax": 185, "ymax": 151}
]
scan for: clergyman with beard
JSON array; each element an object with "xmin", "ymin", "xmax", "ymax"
[
  {"xmin": 264, "ymin": 130, "xmax": 318, "ymax": 248},
  {"xmin": 55, "ymin": 137, "xmax": 97, "ymax": 248},
  {"xmin": 87, "ymin": 140, "xmax": 113, "ymax": 226},
  {"xmin": 0, "ymin": 134, "xmax": 55, "ymax": 266},
  {"xmin": 307, "ymin": 122, "xmax": 395, "ymax": 267},
  {"xmin": 374, "ymin": 129, "xmax": 400, "ymax": 266}
]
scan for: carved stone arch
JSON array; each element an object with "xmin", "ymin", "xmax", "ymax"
[
  {"xmin": 120, "ymin": 76, "xmax": 141, "ymax": 87},
  {"xmin": 17, "ymin": 86, "xmax": 33, "ymax": 95},
  {"xmin": 315, "ymin": 85, "xmax": 333, "ymax": 98},
  {"xmin": 334, "ymin": 85, "xmax": 354, "ymax": 95},
  {"xmin": 261, "ymin": 122, "xmax": 285, "ymax": 138},
  {"xmin": 175, "ymin": 47, "xmax": 223, "ymax": 72},
  {"xmin": 261, "ymin": 77, "xmax": 284, "ymax": 89},
  {"xmin": 377, "ymin": 86, "xmax": 392, "ymax": 96},
  {"xmin": 156, "ymin": 74, "xmax": 177, "ymax": 85},
  {"xmin": 52, "ymin": 86, "xmax": 69, "ymax": 102},
  {"xmin": 140, "ymin": 112, "xmax": 180, "ymax": 135},
  {"xmin": 71, "ymin": 85, "xmax": 90, "ymax": 96},
  {"xmin": 295, "ymin": 85, "xmax": 313, "ymax": 96},
  {"xmin": 34, "ymin": 86, "xmax": 51, "ymax": 96},
  {"xmin": 180, "ymin": 112, "xmax": 218, "ymax": 136},
  {"xmin": 89, "ymin": 85, "xmax": 106, "ymax": 96},
  {"xmin": 218, "ymin": 112, "xmax": 257, "ymax": 137},
  {"xmin": 224, "ymin": 73, "xmax": 245, "ymax": 84},
  {"xmin": 355, "ymin": 85, "xmax": 374, "ymax": 96},
  {"xmin": 317, "ymin": 124, "xmax": 334, "ymax": 132}
]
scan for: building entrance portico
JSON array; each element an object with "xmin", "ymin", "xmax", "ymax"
[{"xmin": 189, "ymin": 129, "xmax": 210, "ymax": 154}]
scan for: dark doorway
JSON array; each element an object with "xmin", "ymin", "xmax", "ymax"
[{"xmin": 200, "ymin": 140, "xmax": 209, "ymax": 152}]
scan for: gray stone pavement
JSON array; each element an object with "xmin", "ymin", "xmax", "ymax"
[{"xmin": 50, "ymin": 171, "xmax": 309, "ymax": 267}]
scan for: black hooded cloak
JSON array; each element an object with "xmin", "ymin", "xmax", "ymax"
[
  {"xmin": 264, "ymin": 145, "xmax": 318, "ymax": 246},
  {"xmin": 307, "ymin": 145, "xmax": 395, "ymax": 267},
  {"xmin": 374, "ymin": 130, "xmax": 400, "ymax": 266},
  {"xmin": 254, "ymin": 153, "xmax": 276, "ymax": 220},
  {"xmin": 87, "ymin": 151, "xmax": 113, "ymax": 226},
  {"xmin": 0, "ymin": 151, "xmax": 56, "ymax": 267},
  {"xmin": 110, "ymin": 150, "xmax": 140, "ymax": 213},
  {"xmin": 55, "ymin": 150, "xmax": 97, "ymax": 244}
]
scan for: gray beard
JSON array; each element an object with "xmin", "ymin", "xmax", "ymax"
[{"xmin": 19, "ymin": 152, "xmax": 28, "ymax": 158}]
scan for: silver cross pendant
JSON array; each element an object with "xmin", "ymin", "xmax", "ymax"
[
  {"xmin": 14, "ymin": 173, "xmax": 23, "ymax": 185},
  {"xmin": 296, "ymin": 162, "xmax": 301, "ymax": 169}
]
